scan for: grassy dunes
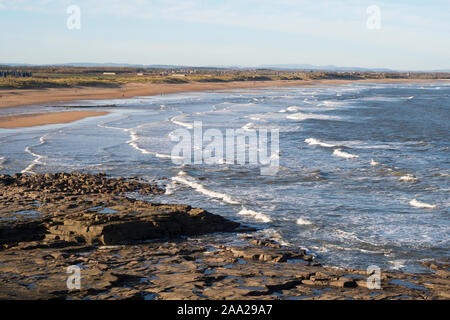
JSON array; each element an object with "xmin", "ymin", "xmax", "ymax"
[{"xmin": 1, "ymin": 67, "xmax": 449, "ymax": 89}]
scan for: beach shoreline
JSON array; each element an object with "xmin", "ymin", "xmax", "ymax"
[
  {"xmin": 1, "ymin": 78, "xmax": 449, "ymax": 110},
  {"xmin": 0, "ymin": 111, "xmax": 109, "ymax": 129},
  {"xmin": 1, "ymin": 78, "xmax": 449, "ymax": 129}
]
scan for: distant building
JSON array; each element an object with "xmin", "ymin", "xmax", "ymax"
[
  {"xmin": 103, "ymin": 72, "xmax": 116, "ymax": 75},
  {"xmin": 0, "ymin": 70, "xmax": 32, "ymax": 78}
]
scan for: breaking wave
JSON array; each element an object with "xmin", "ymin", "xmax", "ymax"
[
  {"xmin": 238, "ymin": 207, "xmax": 272, "ymax": 223},
  {"xmin": 305, "ymin": 138, "xmax": 336, "ymax": 148},
  {"xmin": 296, "ymin": 218, "xmax": 313, "ymax": 226},
  {"xmin": 21, "ymin": 134, "xmax": 49, "ymax": 174},
  {"xmin": 286, "ymin": 112, "xmax": 340, "ymax": 121},
  {"xmin": 172, "ymin": 171, "xmax": 239, "ymax": 205},
  {"xmin": 409, "ymin": 199, "xmax": 436, "ymax": 209},
  {"xmin": 332, "ymin": 149, "xmax": 359, "ymax": 159}
]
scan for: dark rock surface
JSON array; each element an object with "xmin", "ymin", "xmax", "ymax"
[
  {"xmin": 0, "ymin": 172, "xmax": 163, "ymax": 195},
  {"xmin": 1, "ymin": 236, "xmax": 449, "ymax": 300},
  {"xmin": 0, "ymin": 173, "xmax": 243, "ymax": 246},
  {"xmin": 0, "ymin": 173, "xmax": 449, "ymax": 300}
]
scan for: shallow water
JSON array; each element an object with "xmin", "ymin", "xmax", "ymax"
[{"xmin": 0, "ymin": 82, "xmax": 449, "ymax": 272}]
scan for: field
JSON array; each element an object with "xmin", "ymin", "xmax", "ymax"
[{"xmin": 1, "ymin": 66, "xmax": 449, "ymax": 89}]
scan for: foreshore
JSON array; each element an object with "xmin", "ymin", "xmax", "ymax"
[
  {"xmin": 2, "ymin": 79, "xmax": 450, "ymax": 110},
  {"xmin": 0, "ymin": 172, "xmax": 449, "ymax": 300},
  {"xmin": 0, "ymin": 111, "xmax": 109, "ymax": 129},
  {"xmin": 1, "ymin": 78, "xmax": 449, "ymax": 129}
]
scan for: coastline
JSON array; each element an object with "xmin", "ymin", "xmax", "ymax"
[
  {"xmin": 0, "ymin": 78, "xmax": 448, "ymax": 129},
  {"xmin": 1, "ymin": 172, "xmax": 448, "ymax": 300},
  {"xmin": 1, "ymin": 78, "xmax": 449, "ymax": 110},
  {"xmin": 0, "ymin": 111, "xmax": 109, "ymax": 129},
  {"xmin": 0, "ymin": 80, "xmax": 448, "ymax": 300}
]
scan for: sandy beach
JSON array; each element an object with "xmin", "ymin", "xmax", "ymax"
[
  {"xmin": 1, "ymin": 78, "xmax": 448, "ymax": 129},
  {"xmin": 0, "ymin": 111, "xmax": 109, "ymax": 129},
  {"xmin": 1, "ymin": 80, "xmax": 448, "ymax": 108}
]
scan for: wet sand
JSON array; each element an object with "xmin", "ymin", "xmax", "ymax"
[{"xmin": 0, "ymin": 111, "xmax": 109, "ymax": 129}]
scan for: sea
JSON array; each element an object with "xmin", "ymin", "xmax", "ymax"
[{"xmin": 1, "ymin": 82, "xmax": 448, "ymax": 273}]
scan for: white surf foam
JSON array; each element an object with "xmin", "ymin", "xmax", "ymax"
[
  {"xmin": 99, "ymin": 118, "xmax": 156, "ymax": 156},
  {"xmin": 125, "ymin": 129, "xmax": 185, "ymax": 160},
  {"xmin": 248, "ymin": 115, "xmax": 265, "ymax": 121},
  {"xmin": 409, "ymin": 199, "xmax": 436, "ymax": 209},
  {"xmin": 155, "ymin": 153, "xmax": 184, "ymax": 160},
  {"xmin": 238, "ymin": 207, "xmax": 272, "ymax": 223},
  {"xmin": 170, "ymin": 116, "xmax": 193, "ymax": 129},
  {"xmin": 287, "ymin": 106, "xmax": 301, "ymax": 112},
  {"xmin": 305, "ymin": 138, "xmax": 336, "ymax": 148},
  {"xmin": 242, "ymin": 122, "xmax": 254, "ymax": 131},
  {"xmin": 296, "ymin": 218, "xmax": 313, "ymax": 226},
  {"xmin": 320, "ymin": 100, "xmax": 343, "ymax": 106},
  {"xmin": 172, "ymin": 172, "xmax": 239, "ymax": 205},
  {"xmin": 335, "ymin": 229, "xmax": 359, "ymax": 241},
  {"xmin": 97, "ymin": 115, "xmax": 131, "ymax": 131},
  {"xmin": 388, "ymin": 260, "xmax": 406, "ymax": 270},
  {"xmin": 258, "ymin": 228, "xmax": 291, "ymax": 246},
  {"xmin": 286, "ymin": 113, "xmax": 308, "ymax": 120},
  {"xmin": 399, "ymin": 174, "xmax": 418, "ymax": 183},
  {"xmin": 126, "ymin": 129, "xmax": 152, "ymax": 155},
  {"xmin": 172, "ymin": 120, "xmax": 193, "ymax": 129},
  {"xmin": 332, "ymin": 149, "xmax": 359, "ymax": 159},
  {"xmin": 0, "ymin": 156, "xmax": 6, "ymax": 169},
  {"xmin": 164, "ymin": 181, "xmax": 177, "ymax": 195},
  {"xmin": 286, "ymin": 112, "xmax": 340, "ymax": 121},
  {"xmin": 21, "ymin": 134, "xmax": 49, "ymax": 174}
]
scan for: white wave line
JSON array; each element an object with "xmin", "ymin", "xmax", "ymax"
[
  {"xmin": 332, "ymin": 149, "xmax": 359, "ymax": 159},
  {"xmin": 97, "ymin": 115, "xmax": 131, "ymax": 130},
  {"xmin": 21, "ymin": 134, "xmax": 49, "ymax": 174},
  {"xmin": 238, "ymin": 207, "xmax": 272, "ymax": 223},
  {"xmin": 170, "ymin": 115, "xmax": 193, "ymax": 129},
  {"xmin": 296, "ymin": 218, "xmax": 313, "ymax": 225},
  {"xmin": 305, "ymin": 138, "xmax": 336, "ymax": 148},
  {"xmin": 126, "ymin": 128, "xmax": 152, "ymax": 155},
  {"xmin": 172, "ymin": 172, "xmax": 239, "ymax": 205},
  {"xmin": 409, "ymin": 199, "xmax": 436, "ymax": 209},
  {"xmin": 399, "ymin": 174, "xmax": 418, "ymax": 183}
]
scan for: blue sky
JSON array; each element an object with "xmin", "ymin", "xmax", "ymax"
[{"xmin": 0, "ymin": 0, "xmax": 449, "ymax": 70}]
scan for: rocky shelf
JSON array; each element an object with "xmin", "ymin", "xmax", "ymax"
[
  {"xmin": 0, "ymin": 173, "xmax": 449, "ymax": 300},
  {"xmin": 0, "ymin": 173, "xmax": 245, "ymax": 246}
]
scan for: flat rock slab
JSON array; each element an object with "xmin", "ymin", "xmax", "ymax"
[
  {"xmin": 1, "ymin": 172, "xmax": 448, "ymax": 300},
  {"xmin": 0, "ymin": 173, "xmax": 246, "ymax": 246},
  {"xmin": 46, "ymin": 203, "xmax": 242, "ymax": 245},
  {"xmin": 0, "ymin": 235, "xmax": 448, "ymax": 300}
]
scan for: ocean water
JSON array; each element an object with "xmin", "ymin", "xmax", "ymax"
[{"xmin": 0, "ymin": 82, "xmax": 449, "ymax": 272}]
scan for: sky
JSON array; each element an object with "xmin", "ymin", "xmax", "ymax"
[{"xmin": 0, "ymin": 0, "xmax": 449, "ymax": 70}]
